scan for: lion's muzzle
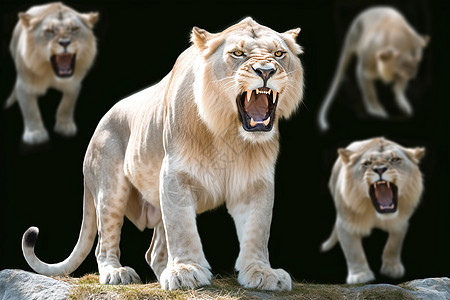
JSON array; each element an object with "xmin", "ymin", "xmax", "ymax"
[
  {"xmin": 236, "ymin": 88, "xmax": 278, "ymax": 132},
  {"xmin": 369, "ymin": 180, "xmax": 398, "ymax": 213},
  {"xmin": 51, "ymin": 53, "xmax": 76, "ymax": 78}
]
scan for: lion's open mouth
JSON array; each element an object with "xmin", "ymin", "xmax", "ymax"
[
  {"xmin": 236, "ymin": 87, "xmax": 278, "ymax": 132},
  {"xmin": 50, "ymin": 53, "xmax": 76, "ymax": 78},
  {"xmin": 369, "ymin": 180, "xmax": 398, "ymax": 214}
]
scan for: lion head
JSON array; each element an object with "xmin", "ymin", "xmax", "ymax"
[
  {"xmin": 18, "ymin": 2, "xmax": 98, "ymax": 79},
  {"xmin": 191, "ymin": 17, "xmax": 304, "ymax": 143},
  {"xmin": 376, "ymin": 35, "xmax": 429, "ymax": 82},
  {"xmin": 339, "ymin": 137, "xmax": 424, "ymax": 215}
]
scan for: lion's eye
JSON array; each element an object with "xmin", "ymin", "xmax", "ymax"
[
  {"xmin": 362, "ymin": 160, "xmax": 372, "ymax": 167},
  {"xmin": 232, "ymin": 50, "xmax": 245, "ymax": 57},
  {"xmin": 71, "ymin": 26, "xmax": 80, "ymax": 33},
  {"xmin": 391, "ymin": 157, "xmax": 401, "ymax": 163},
  {"xmin": 274, "ymin": 50, "xmax": 285, "ymax": 58},
  {"xmin": 44, "ymin": 28, "xmax": 55, "ymax": 36}
]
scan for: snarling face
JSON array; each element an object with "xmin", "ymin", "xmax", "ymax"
[
  {"xmin": 192, "ymin": 18, "xmax": 303, "ymax": 143},
  {"xmin": 21, "ymin": 4, "xmax": 98, "ymax": 78},
  {"xmin": 344, "ymin": 139, "xmax": 424, "ymax": 215}
]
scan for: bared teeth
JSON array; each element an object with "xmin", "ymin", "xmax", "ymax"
[
  {"xmin": 248, "ymin": 88, "xmax": 277, "ymax": 97},
  {"xmin": 381, "ymin": 204, "xmax": 395, "ymax": 210},
  {"xmin": 250, "ymin": 117, "xmax": 270, "ymax": 127},
  {"xmin": 246, "ymin": 90, "xmax": 252, "ymax": 102},
  {"xmin": 250, "ymin": 117, "xmax": 271, "ymax": 127},
  {"xmin": 256, "ymin": 88, "xmax": 271, "ymax": 95},
  {"xmin": 387, "ymin": 181, "xmax": 390, "ymax": 189}
]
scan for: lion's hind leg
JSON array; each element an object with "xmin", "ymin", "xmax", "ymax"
[
  {"xmin": 146, "ymin": 221, "xmax": 168, "ymax": 280},
  {"xmin": 89, "ymin": 163, "xmax": 141, "ymax": 284}
]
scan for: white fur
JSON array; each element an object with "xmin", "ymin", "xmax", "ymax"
[{"xmin": 21, "ymin": 18, "xmax": 303, "ymax": 291}]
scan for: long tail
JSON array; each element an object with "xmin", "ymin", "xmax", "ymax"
[
  {"xmin": 4, "ymin": 87, "xmax": 17, "ymax": 109},
  {"xmin": 22, "ymin": 185, "xmax": 97, "ymax": 276},
  {"xmin": 317, "ymin": 20, "xmax": 361, "ymax": 131},
  {"xmin": 320, "ymin": 222, "xmax": 338, "ymax": 252}
]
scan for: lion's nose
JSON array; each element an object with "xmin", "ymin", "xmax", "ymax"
[
  {"xmin": 58, "ymin": 38, "xmax": 71, "ymax": 48},
  {"xmin": 373, "ymin": 166, "xmax": 387, "ymax": 175},
  {"xmin": 253, "ymin": 67, "xmax": 276, "ymax": 85}
]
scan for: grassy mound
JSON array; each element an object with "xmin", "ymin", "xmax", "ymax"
[{"xmin": 56, "ymin": 274, "xmax": 417, "ymax": 300}]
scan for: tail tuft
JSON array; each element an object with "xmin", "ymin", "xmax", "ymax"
[
  {"xmin": 5, "ymin": 89, "xmax": 17, "ymax": 109},
  {"xmin": 320, "ymin": 225, "xmax": 338, "ymax": 252},
  {"xmin": 23, "ymin": 227, "xmax": 39, "ymax": 248}
]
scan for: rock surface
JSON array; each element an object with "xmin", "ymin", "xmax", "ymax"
[
  {"xmin": 0, "ymin": 269, "xmax": 449, "ymax": 299},
  {"xmin": 0, "ymin": 269, "xmax": 69, "ymax": 300},
  {"xmin": 347, "ymin": 278, "xmax": 450, "ymax": 300}
]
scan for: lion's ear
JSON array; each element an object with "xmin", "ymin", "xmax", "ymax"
[
  {"xmin": 80, "ymin": 12, "xmax": 99, "ymax": 28},
  {"xmin": 421, "ymin": 35, "xmax": 430, "ymax": 47},
  {"xmin": 377, "ymin": 46, "xmax": 398, "ymax": 62},
  {"xmin": 19, "ymin": 12, "xmax": 43, "ymax": 30},
  {"xmin": 19, "ymin": 13, "xmax": 33, "ymax": 28},
  {"xmin": 283, "ymin": 28, "xmax": 301, "ymax": 40},
  {"xmin": 191, "ymin": 27, "xmax": 214, "ymax": 51},
  {"xmin": 281, "ymin": 28, "xmax": 303, "ymax": 55},
  {"xmin": 338, "ymin": 148, "xmax": 354, "ymax": 164},
  {"xmin": 406, "ymin": 147, "xmax": 425, "ymax": 163}
]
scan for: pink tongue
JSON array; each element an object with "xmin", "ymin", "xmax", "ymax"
[
  {"xmin": 245, "ymin": 92, "xmax": 268, "ymax": 120},
  {"xmin": 375, "ymin": 184, "xmax": 394, "ymax": 206},
  {"xmin": 56, "ymin": 54, "xmax": 72, "ymax": 69}
]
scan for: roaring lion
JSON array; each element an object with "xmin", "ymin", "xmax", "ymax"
[
  {"xmin": 5, "ymin": 2, "xmax": 98, "ymax": 144},
  {"xmin": 318, "ymin": 6, "xmax": 429, "ymax": 131},
  {"xmin": 321, "ymin": 137, "xmax": 425, "ymax": 284},
  {"xmin": 22, "ymin": 17, "xmax": 304, "ymax": 291}
]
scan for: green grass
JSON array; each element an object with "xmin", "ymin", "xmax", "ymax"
[{"xmin": 55, "ymin": 274, "xmax": 418, "ymax": 300}]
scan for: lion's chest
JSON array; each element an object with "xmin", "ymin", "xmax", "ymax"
[{"xmin": 177, "ymin": 138, "xmax": 276, "ymax": 211}]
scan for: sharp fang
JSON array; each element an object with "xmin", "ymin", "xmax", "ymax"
[
  {"xmin": 387, "ymin": 182, "xmax": 390, "ymax": 189},
  {"xmin": 250, "ymin": 118, "xmax": 256, "ymax": 127},
  {"xmin": 247, "ymin": 90, "xmax": 252, "ymax": 102},
  {"xmin": 272, "ymin": 91, "xmax": 277, "ymax": 103},
  {"xmin": 263, "ymin": 116, "xmax": 270, "ymax": 126}
]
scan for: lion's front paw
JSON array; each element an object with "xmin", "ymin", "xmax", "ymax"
[
  {"xmin": 54, "ymin": 120, "xmax": 77, "ymax": 137},
  {"xmin": 398, "ymin": 101, "xmax": 413, "ymax": 116},
  {"xmin": 367, "ymin": 106, "xmax": 388, "ymax": 119},
  {"xmin": 380, "ymin": 261, "xmax": 405, "ymax": 279},
  {"xmin": 238, "ymin": 263, "xmax": 292, "ymax": 291},
  {"xmin": 99, "ymin": 266, "xmax": 141, "ymax": 284},
  {"xmin": 160, "ymin": 263, "xmax": 212, "ymax": 290},
  {"xmin": 346, "ymin": 270, "xmax": 375, "ymax": 284},
  {"xmin": 23, "ymin": 128, "xmax": 49, "ymax": 144}
]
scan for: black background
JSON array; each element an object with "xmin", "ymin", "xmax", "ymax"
[{"xmin": 1, "ymin": 0, "xmax": 448, "ymax": 285}]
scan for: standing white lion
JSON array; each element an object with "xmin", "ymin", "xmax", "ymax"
[
  {"xmin": 5, "ymin": 2, "xmax": 98, "ymax": 144},
  {"xmin": 22, "ymin": 17, "xmax": 304, "ymax": 291},
  {"xmin": 318, "ymin": 7, "xmax": 429, "ymax": 131},
  {"xmin": 321, "ymin": 137, "xmax": 425, "ymax": 284}
]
